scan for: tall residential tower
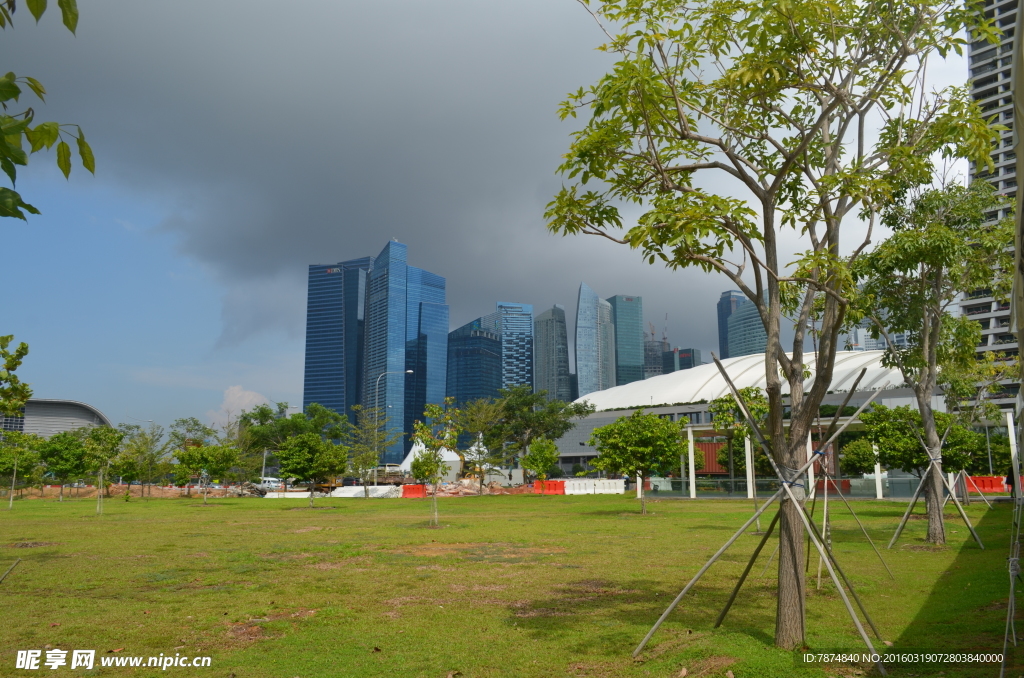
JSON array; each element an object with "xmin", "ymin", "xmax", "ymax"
[{"xmin": 534, "ymin": 305, "xmax": 572, "ymax": 401}]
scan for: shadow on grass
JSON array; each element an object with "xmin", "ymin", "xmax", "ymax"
[{"xmin": 885, "ymin": 504, "xmax": 1018, "ymax": 677}]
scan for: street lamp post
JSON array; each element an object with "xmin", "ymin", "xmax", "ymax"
[{"xmin": 374, "ymin": 370, "xmax": 413, "ymax": 485}]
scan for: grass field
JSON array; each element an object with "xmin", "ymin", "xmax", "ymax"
[{"xmin": 1, "ymin": 493, "xmax": 1019, "ymax": 677}]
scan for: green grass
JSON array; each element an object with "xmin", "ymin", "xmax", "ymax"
[{"xmin": 0, "ymin": 494, "xmax": 1018, "ymax": 677}]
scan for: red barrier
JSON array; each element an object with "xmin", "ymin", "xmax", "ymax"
[
  {"xmin": 967, "ymin": 476, "xmax": 1015, "ymax": 493},
  {"xmin": 814, "ymin": 479, "xmax": 850, "ymax": 493},
  {"xmin": 533, "ymin": 480, "xmax": 566, "ymax": 495},
  {"xmin": 401, "ymin": 484, "xmax": 427, "ymax": 498}
]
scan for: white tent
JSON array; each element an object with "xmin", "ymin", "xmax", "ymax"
[{"xmin": 398, "ymin": 440, "xmax": 463, "ymax": 474}]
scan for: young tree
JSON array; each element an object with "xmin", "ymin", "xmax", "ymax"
[
  {"xmin": 239, "ymin": 402, "xmax": 348, "ymax": 488},
  {"xmin": 348, "ymin": 405, "xmax": 403, "ymax": 499},
  {"xmin": 39, "ymin": 430, "xmax": 86, "ymax": 501},
  {"xmin": 277, "ymin": 432, "xmax": 347, "ymax": 508},
  {"xmin": 458, "ymin": 397, "xmax": 505, "ymax": 492},
  {"xmin": 490, "ymin": 385, "xmax": 594, "ymax": 473},
  {"xmin": 837, "ymin": 438, "xmax": 881, "ymax": 477},
  {"xmin": 0, "ymin": 430, "xmax": 41, "ymax": 509},
  {"xmin": 861, "ymin": 404, "xmax": 983, "ymax": 479},
  {"xmin": 83, "ymin": 426, "xmax": 125, "ymax": 513},
  {"xmin": 0, "ymin": 335, "xmax": 31, "ymax": 416},
  {"xmin": 520, "ymin": 437, "xmax": 561, "ymax": 493},
  {"xmin": 590, "ymin": 410, "xmax": 689, "ymax": 515},
  {"xmin": 2, "ymin": 0, "xmax": 95, "ymax": 222},
  {"xmin": 169, "ymin": 417, "xmax": 215, "ymax": 496},
  {"xmin": 120, "ymin": 423, "xmax": 171, "ymax": 498},
  {"xmin": 709, "ymin": 387, "xmax": 771, "ymax": 482},
  {"xmin": 853, "ymin": 181, "xmax": 1013, "ymax": 544},
  {"xmin": 412, "ymin": 398, "xmax": 462, "ymax": 528},
  {"xmin": 546, "ymin": 0, "xmax": 998, "ymax": 647}
]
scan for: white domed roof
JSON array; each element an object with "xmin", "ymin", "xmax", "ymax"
[{"xmin": 575, "ymin": 351, "xmax": 904, "ymax": 410}]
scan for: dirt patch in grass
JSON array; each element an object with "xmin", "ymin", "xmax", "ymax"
[
  {"xmin": 286, "ymin": 507, "xmax": 338, "ymax": 511},
  {"xmin": 684, "ymin": 655, "xmax": 738, "ymax": 676},
  {"xmin": 907, "ymin": 513, "xmax": 960, "ymax": 521},
  {"xmin": 294, "ymin": 526, "xmax": 333, "ymax": 533},
  {"xmin": 401, "ymin": 542, "xmax": 565, "ymax": 560},
  {"xmin": 900, "ymin": 544, "xmax": 947, "ymax": 552},
  {"xmin": 6, "ymin": 541, "xmax": 59, "ymax": 548}
]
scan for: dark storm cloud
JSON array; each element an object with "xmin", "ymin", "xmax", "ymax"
[{"xmin": 6, "ymin": 0, "xmax": 742, "ymax": 356}]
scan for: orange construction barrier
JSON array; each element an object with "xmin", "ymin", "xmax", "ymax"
[
  {"xmin": 533, "ymin": 480, "xmax": 566, "ymax": 495},
  {"xmin": 814, "ymin": 479, "xmax": 850, "ymax": 493},
  {"xmin": 401, "ymin": 484, "xmax": 427, "ymax": 498},
  {"xmin": 967, "ymin": 476, "xmax": 1015, "ymax": 493}
]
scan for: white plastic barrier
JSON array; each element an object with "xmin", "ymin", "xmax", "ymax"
[
  {"xmin": 564, "ymin": 478, "xmax": 625, "ymax": 495},
  {"xmin": 330, "ymin": 486, "xmax": 401, "ymax": 498},
  {"xmin": 263, "ymin": 491, "xmax": 311, "ymax": 499}
]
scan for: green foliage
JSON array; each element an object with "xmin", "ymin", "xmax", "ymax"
[
  {"xmin": 39, "ymin": 430, "xmax": 86, "ymax": 486},
  {"xmin": 860, "ymin": 404, "xmax": 984, "ymax": 476},
  {"xmin": 457, "ymin": 397, "xmax": 504, "ymax": 483},
  {"xmin": 277, "ymin": 432, "xmax": 346, "ymax": 507},
  {"xmin": 0, "ymin": 334, "xmax": 31, "ymax": 416},
  {"xmin": 852, "ymin": 182, "xmax": 1015, "ymax": 410},
  {"xmin": 348, "ymin": 404, "xmax": 403, "ymax": 491},
  {"xmin": 239, "ymin": 402, "xmax": 348, "ymax": 464},
  {"xmin": 520, "ymin": 437, "xmax": 561, "ymax": 482},
  {"xmin": 838, "ymin": 438, "xmax": 879, "ymax": 476},
  {"xmin": 412, "ymin": 399, "xmax": 462, "ymax": 526},
  {"xmin": 118, "ymin": 423, "xmax": 172, "ymax": 489},
  {"xmin": 0, "ymin": 429, "xmax": 42, "ymax": 486},
  {"xmin": 489, "ymin": 385, "xmax": 594, "ymax": 466},
  {"xmin": 2, "ymin": 0, "xmax": 92, "ymax": 220}
]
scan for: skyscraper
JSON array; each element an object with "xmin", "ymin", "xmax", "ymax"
[
  {"xmin": 644, "ymin": 332, "xmax": 670, "ymax": 379},
  {"xmin": 963, "ymin": 21, "xmax": 1018, "ymax": 410},
  {"xmin": 302, "ymin": 256, "xmax": 373, "ymax": 415},
  {"xmin": 482, "ymin": 302, "xmax": 534, "ymax": 390},
  {"xmin": 663, "ymin": 347, "xmax": 702, "ymax": 373},
  {"xmin": 446, "ymin": 319, "xmax": 502, "ymax": 407},
  {"xmin": 727, "ymin": 300, "xmax": 766, "ymax": 357},
  {"xmin": 607, "ymin": 295, "xmax": 644, "ymax": 386},
  {"xmin": 575, "ymin": 283, "xmax": 616, "ymax": 397},
  {"xmin": 361, "ymin": 241, "xmax": 449, "ymax": 462},
  {"xmin": 717, "ymin": 290, "xmax": 746, "ymax": 359},
  {"xmin": 534, "ymin": 305, "xmax": 572, "ymax": 401}
]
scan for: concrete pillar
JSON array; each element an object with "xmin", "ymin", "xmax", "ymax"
[
  {"xmin": 1006, "ymin": 411, "xmax": 1020, "ymax": 500},
  {"xmin": 872, "ymin": 443, "xmax": 883, "ymax": 500},
  {"xmin": 687, "ymin": 426, "xmax": 697, "ymax": 499},
  {"xmin": 744, "ymin": 437, "xmax": 754, "ymax": 499}
]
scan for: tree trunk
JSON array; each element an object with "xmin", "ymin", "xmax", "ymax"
[
  {"xmin": 640, "ymin": 475, "xmax": 647, "ymax": 515},
  {"xmin": 917, "ymin": 391, "xmax": 945, "ymax": 545},
  {"xmin": 776, "ymin": 495, "xmax": 806, "ymax": 647},
  {"xmin": 309, "ymin": 483, "xmax": 315, "ymax": 509},
  {"xmin": 59, "ymin": 483, "xmax": 63, "ymax": 502},
  {"xmin": 364, "ymin": 477, "xmax": 370, "ymax": 499}
]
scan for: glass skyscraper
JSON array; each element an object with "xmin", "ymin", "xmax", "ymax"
[
  {"xmin": 534, "ymin": 305, "xmax": 572, "ymax": 401},
  {"xmin": 361, "ymin": 241, "xmax": 449, "ymax": 462},
  {"xmin": 727, "ymin": 300, "xmax": 766, "ymax": 357},
  {"xmin": 481, "ymin": 302, "xmax": 534, "ymax": 390},
  {"xmin": 446, "ymin": 319, "xmax": 502, "ymax": 407},
  {"xmin": 717, "ymin": 290, "xmax": 746, "ymax": 359},
  {"xmin": 303, "ymin": 256, "xmax": 373, "ymax": 415},
  {"xmin": 575, "ymin": 283, "xmax": 616, "ymax": 397},
  {"xmin": 607, "ymin": 295, "xmax": 644, "ymax": 386}
]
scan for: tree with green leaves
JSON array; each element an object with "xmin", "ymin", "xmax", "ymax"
[
  {"xmin": 412, "ymin": 398, "xmax": 462, "ymax": 527},
  {"xmin": 348, "ymin": 404, "xmax": 403, "ymax": 499},
  {"xmin": 852, "ymin": 181, "xmax": 1013, "ymax": 544},
  {"xmin": 457, "ymin": 397, "xmax": 504, "ymax": 492},
  {"xmin": 239, "ymin": 402, "xmax": 348, "ymax": 488},
  {"xmin": 119, "ymin": 423, "xmax": 171, "ymax": 498},
  {"xmin": 520, "ymin": 437, "xmax": 561, "ymax": 492},
  {"xmin": 837, "ymin": 438, "xmax": 880, "ymax": 477},
  {"xmin": 2, "ymin": 0, "xmax": 94, "ymax": 221},
  {"xmin": 490, "ymin": 385, "xmax": 593, "ymax": 474},
  {"xmin": 546, "ymin": 0, "xmax": 999, "ymax": 647},
  {"xmin": 277, "ymin": 432, "xmax": 347, "ymax": 508},
  {"xmin": 172, "ymin": 443, "xmax": 237, "ymax": 505},
  {"xmin": 861, "ymin": 404, "xmax": 983, "ymax": 479},
  {"xmin": 82, "ymin": 426, "xmax": 124, "ymax": 513},
  {"xmin": 709, "ymin": 387, "xmax": 771, "ymax": 482},
  {"xmin": 590, "ymin": 410, "xmax": 688, "ymax": 514},
  {"xmin": 39, "ymin": 430, "xmax": 85, "ymax": 501},
  {"xmin": 169, "ymin": 417, "xmax": 214, "ymax": 496},
  {"xmin": 0, "ymin": 335, "xmax": 30, "ymax": 416},
  {"xmin": 0, "ymin": 429, "xmax": 41, "ymax": 509}
]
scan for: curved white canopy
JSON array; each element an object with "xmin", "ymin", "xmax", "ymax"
[
  {"xmin": 398, "ymin": 441, "xmax": 463, "ymax": 472},
  {"xmin": 575, "ymin": 351, "xmax": 904, "ymax": 410}
]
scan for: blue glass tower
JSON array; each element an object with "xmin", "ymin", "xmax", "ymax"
[
  {"xmin": 575, "ymin": 284, "xmax": 615, "ymax": 397},
  {"xmin": 607, "ymin": 295, "xmax": 644, "ymax": 386},
  {"xmin": 362, "ymin": 241, "xmax": 449, "ymax": 462},
  {"xmin": 534, "ymin": 305, "xmax": 572, "ymax": 401},
  {"xmin": 727, "ymin": 300, "xmax": 766, "ymax": 357},
  {"xmin": 446, "ymin": 319, "xmax": 502, "ymax": 407},
  {"xmin": 483, "ymin": 302, "xmax": 534, "ymax": 390},
  {"xmin": 302, "ymin": 256, "xmax": 373, "ymax": 415},
  {"xmin": 717, "ymin": 290, "xmax": 746, "ymax": 359}
]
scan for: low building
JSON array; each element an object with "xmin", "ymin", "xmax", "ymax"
[{"xmin": 1, "ymin": 399, "xmax": 112, "ymax": 438}]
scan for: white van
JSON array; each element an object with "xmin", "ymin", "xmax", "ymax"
[{"xmin": 259, "ymin": 477, "xmax": 283, "ymax": 490}]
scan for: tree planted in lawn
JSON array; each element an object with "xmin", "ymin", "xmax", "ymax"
[
  {"xmin": 457, "ymin": 397, "xmax": 504, "ymax": 492},
  {"xmin": 520, "ymin": 437, "xmax": 561, "ymax": 492},
  {"xmin": 412, "ymin": 398, "xmax": 461, "ymax": 527},
  {"xmin": 83, "ymin": 426, "xmax": 125, "ymax": 513},
  {"xmin": 0, "ymin": 430, "xmax": 41, "ymax": 509},
  {"xmin": 852, "ymin": 181, "xmax": 1013, "ymax": 544},
  {"xmin": 490, "ymin": 385, "xmax": 593, "ymax": 469},
  {"xmin": 860, "ymin": 404, "xmax": 983, "ymax": 480},
  {"xmin": 546, "ymin": 0, "xmax": 998, "ymax": 648},
  {"xmin": 348, "ymin": 405, "xmax": 402, "ymax": 498},
  {"xmin": 590, "ymin": 410, "xmax": 688, "ymax": 515},
  {"xmin": 39, "ymin": 430, "xmax": 86, "ymax": 502},
  {"xmin": 278, "ymin": 432, "xmax": 347, "ymax": 508}
]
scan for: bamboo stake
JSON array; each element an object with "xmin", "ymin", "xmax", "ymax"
[
  {"xmin": 714, "ymin": 509, "xmax": 781, "ymax": 628},
  {"xmin": 820, "ymin": 470, "xmax": 895, "ymax": 579},
  {"xmin": 0, "ymin": 558, "xmax": 21, "ymax": 585}
]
